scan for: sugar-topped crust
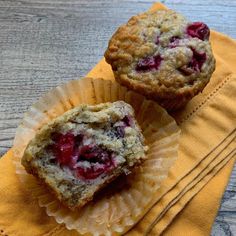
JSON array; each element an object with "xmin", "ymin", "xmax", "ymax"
[{"xmin": 105, "ymin": 10, "xmax": 216, "ymax": 109}]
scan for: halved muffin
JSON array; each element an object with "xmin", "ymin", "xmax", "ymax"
[{"xmin": 22, "ymin": 101, "xmax": 147, "ymax": 210}]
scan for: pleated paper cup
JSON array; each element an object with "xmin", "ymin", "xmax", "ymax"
[{"xmin": 13, "ymin": 77, "xmax": 180, "ymax": 236}]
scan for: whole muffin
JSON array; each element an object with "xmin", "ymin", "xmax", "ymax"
[{"xmin": 105, "ymin": 9, "xmax": 215, "ymax": 110}]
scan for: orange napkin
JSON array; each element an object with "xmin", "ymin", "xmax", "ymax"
[{"xmin": 0, "ymin": 2, "xmax": 235, "ymax": 236}]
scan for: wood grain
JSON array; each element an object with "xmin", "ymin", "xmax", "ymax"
[{"xmin": 0, "ymin": 0, "xmax": 235, "ymax": 234}]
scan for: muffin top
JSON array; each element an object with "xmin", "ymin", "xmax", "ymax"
[{"xmin": 105, "ymin": 10, "xmax": 215, "ymax": 99}]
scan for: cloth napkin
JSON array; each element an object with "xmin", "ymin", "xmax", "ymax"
[{"xmin": 0, "ymin": 2, "xmax": 235, "ymax": 236}]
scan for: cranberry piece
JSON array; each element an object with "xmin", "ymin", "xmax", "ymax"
[
  {"xmin": 77, "ymin": 165, "xmax": 106, "ymax": 180},
  {"xmin": 75, "ymin": 134, "xmax": 84, "ymax": 146},
  {"xmin": 78, "ymin": 144, "xmax": 110, "ymax": 163},
  {"xmin": 52, "ymin": 133, "xmax": 75, "ymax": 165},
  {"xmin": 78, "ymin": 145, "xmax": 99, "ymax": 160},
  {"xmin": 169, "ymin": 36, "xmax": 181, "ymax": 48},
  {"xmin": 114, "ymin": 115, "xmax": 133, "ymax": 138},
  {"xmin": 170, "ymin": 36, "xmax": 180, "ymax": 43},
  {"xmin": 179, "ymin": 48, "xmax": 206, "ymax": 75},
  {"xmin": 76, "ymin": 161, "xmax": 114, "ymax": 180},
  {"xmin": 76, "ymin": 146, "xmax": 115, "ymax": 180},
  {"xmin": 190, "ymin": 48, "xmax": 206, "ymax": 71},
  {"xmin": 136, "ymin": 55, "xmax": 162, "ymax": 72},
  {"xmin": 50, "ymin": 132, "xmax": 116, "ymax": 180},
  {"xmin": 155, "ymin": 36, "xmax": 160, "ymax": 45},
  {"xmin": 122, "ymin": 115, "xmax": 132, "ymax": 127},
  {"xmin": 186, "ymin": 22, "xmax": 210, "ymax": 40}
]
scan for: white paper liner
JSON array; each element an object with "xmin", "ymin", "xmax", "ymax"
[{"xmin": 13, "ymin": 77, "xmax": 180, "ymax": 236}]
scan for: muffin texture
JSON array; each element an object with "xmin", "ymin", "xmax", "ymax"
[
  {"xmin": 22, "ymin": 101, "xmax": 147, "ymax": 210},
  {"xmin": 105, "ymin": 9, "xmax": 216, "ymax": 110}
]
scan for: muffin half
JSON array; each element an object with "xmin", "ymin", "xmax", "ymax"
[
  {"xmin": 105, "ymin": 9, "xmax": 215, "ymax": 110},
  {"xmin": 22, "ymin": 101, "xmax": 147, "ymax": 210}
]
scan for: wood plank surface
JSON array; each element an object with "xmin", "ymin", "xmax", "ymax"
[{"xmin": 0, "ymin": 0, "xmax": 235, "ymax": 235}]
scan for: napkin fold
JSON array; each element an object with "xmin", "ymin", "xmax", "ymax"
[{"xmin": 0, "ymin": 2, "xmax": 236, "ymax": 236}]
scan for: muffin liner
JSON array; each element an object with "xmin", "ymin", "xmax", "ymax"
[{"xmin": 13, "ymin": 77, "xmax": 180, "ymax": 236}]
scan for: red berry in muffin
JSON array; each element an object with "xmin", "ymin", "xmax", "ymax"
[{"xmin": 186, "ymin": 22, "xmax": 210, "ymax": 40}]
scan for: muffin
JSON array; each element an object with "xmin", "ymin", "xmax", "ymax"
[
  {"xmin": 105, "ymin": 9, "xmax": 216, "ymax": 110},
  {"xmin": 21, "ymin": 101, "xmax": 147, "ymax": 210}
]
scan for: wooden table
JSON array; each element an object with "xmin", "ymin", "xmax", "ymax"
[{"xmin": 0, "ymin": 0, "xmax": 235, "ymax": 234}]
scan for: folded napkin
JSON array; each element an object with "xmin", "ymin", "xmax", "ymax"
[{"xmin": 0, "ymin": 2, "xmax": 235, "ymax": 236}]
